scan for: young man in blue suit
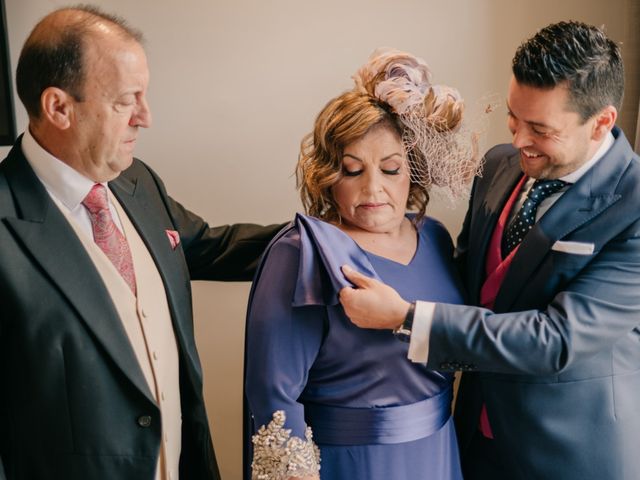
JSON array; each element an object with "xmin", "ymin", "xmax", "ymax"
[
  {"xmin": 0, "ymin": 6, "xmax": 280, "ymax": 480},
  {"xmin": 340, "ymin": 21, "xmax": 640, "ymax": 479}
]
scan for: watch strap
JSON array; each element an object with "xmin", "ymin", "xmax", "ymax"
[{"xmin": 393, "ymin": 302, "xmax": 416, "ymax": 342}]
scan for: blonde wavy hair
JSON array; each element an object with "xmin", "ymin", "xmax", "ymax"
[
  {"xmin": 297, "ymin": 91, "xmax": 428, "ymax": 223},
  {"xmin": 297, "ymin": 47, "xmax": 478, "ymax": 223}
]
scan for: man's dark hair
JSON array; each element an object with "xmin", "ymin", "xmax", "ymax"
[
  {"xmin": 16, "ymin": 5, "xmax": 144, "ymax": 119},
  {"xmin": 512, "ymin": 21, "xmax": 624, "ymax": 122}
]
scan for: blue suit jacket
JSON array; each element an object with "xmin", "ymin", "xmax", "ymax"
[
  {"xmin": 0, "ymin": 138, "xmax": 282, "ymax": 480},
  {"xmin": 428, "ymin": 128, "xmax": 640, "ymax": 479}
]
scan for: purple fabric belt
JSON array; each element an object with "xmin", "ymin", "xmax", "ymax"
[{"xmin": 304, "ymin": 387, "xmax": 452, "ymax": 445}]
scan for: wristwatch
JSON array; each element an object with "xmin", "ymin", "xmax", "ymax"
[{"xmin": 392, "ymin": 302, "xmax": 416, "ymax": 343}]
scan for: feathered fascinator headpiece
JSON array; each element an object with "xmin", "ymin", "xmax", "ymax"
[{"xmin": 353, "ymin": 47, "xmax": 484, "ymax": 200}]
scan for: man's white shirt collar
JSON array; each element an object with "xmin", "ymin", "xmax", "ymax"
[{"xmin": 21, "ymin": 128, "xmax": 105, "ymax": 210}]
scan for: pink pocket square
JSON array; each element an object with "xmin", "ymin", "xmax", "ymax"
[{"xmin": 166, "ymin": 229, "xmax": 180, "ymax": 250}]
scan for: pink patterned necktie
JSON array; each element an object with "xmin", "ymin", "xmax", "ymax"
[{"xmin": 82, "ymin": 184, "xmax": 137, "ymax": 295}]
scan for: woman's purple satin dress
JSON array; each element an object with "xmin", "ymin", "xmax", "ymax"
[{"xmin": 244, "ymin": 214, "xmax": 465, "ymax": 479}]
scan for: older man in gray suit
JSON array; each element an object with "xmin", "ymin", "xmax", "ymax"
[{"xmin": 0, "ymin": 6, "xmax": 281, "ymax": 480}]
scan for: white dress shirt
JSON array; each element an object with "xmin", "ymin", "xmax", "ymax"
[{"xmin": 408, "ymin": 132, "xmax": 615, "ymax": 363}]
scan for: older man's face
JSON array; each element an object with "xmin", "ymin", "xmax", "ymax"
[{"xmin": 69, "ymin": 31, "xmax": 152, "ymax": 182}]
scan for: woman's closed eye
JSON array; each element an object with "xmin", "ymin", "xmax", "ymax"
[
  {"xmin": 343, "ymin": 168, "xmax": 363, "ymax": 177},
  {"xmin": 342, "ymin": 166, "xmax": 400, "ymax": 176}
]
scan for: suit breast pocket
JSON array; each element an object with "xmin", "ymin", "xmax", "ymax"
[{"xmin": 548, "ymin": 249, "xmax": 596, "ymax": 283}]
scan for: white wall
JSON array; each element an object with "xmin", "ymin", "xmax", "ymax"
[{"xmin": 3, "ymin": 1, "xmax": 636, "ymax": 478}]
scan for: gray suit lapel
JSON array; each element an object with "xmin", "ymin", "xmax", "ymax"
[
  {"xmin": 109, "ymin": 170, "xmax": 198, "ymax": 375},
  {"xmin": 3, "ymin": 149, "xmax": 155, "ymax": 404}
]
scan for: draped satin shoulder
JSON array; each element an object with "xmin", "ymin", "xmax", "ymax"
[{"xmin": 292, "ymin": 213, "xmax": 383, "ymax": 306}]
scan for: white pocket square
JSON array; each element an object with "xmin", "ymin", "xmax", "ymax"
[{"xmin": 551, "ymin": 240, "xmax": 594, "ymax": 255}]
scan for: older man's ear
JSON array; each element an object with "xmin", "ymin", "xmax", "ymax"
[{"xmin": 39, "ymin": 87, "xmax": 75, "ymax": 130}]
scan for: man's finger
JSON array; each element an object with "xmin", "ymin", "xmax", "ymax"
[
  {"xmin": 338, "ymin": 286, "xmax": 357, "ymax": 311},
  {"xmin": 338, "ymin": 287, "xmax": 364, "ymax": 324},
  {"xmin": 341, "ymin": 265, "xmax": 373, "ymax": 288},
  {"xmin": 338, "ymin": 286, "xmax": 352, "ymax": 301}
]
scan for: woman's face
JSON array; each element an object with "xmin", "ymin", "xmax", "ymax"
[{"xmin": 331, "ymin": 125, "xmax": 410, "ymax": 234}]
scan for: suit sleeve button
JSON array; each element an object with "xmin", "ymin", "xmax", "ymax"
[{"xmin": 137, "ymin": 415, "xmax": 152, "ymax": 428}]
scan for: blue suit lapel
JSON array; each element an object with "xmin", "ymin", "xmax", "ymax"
[
  {"xmin": 494, "ymin": 129, "xmax": 630, "ymax": 311},
  {"xmin": 2, "ymin": 145, "xmax": 155, "ymax": 404},
  {"xmin": 467, "ymin": 151, "xmax": 522, "ymax": 301}
]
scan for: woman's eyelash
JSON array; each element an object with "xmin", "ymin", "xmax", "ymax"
[{"xmin": 342, "ymin": 167, "xmax": 400, "ymax": 176}]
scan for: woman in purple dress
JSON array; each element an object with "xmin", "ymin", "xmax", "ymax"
[{"xmin": 244, "ymin": 48, "xmax": 482, "ymax": 480}]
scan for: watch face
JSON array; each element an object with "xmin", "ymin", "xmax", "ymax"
[{"xmin": 393, "ymin": 328, "xmax": 411, "ymax": 343}]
